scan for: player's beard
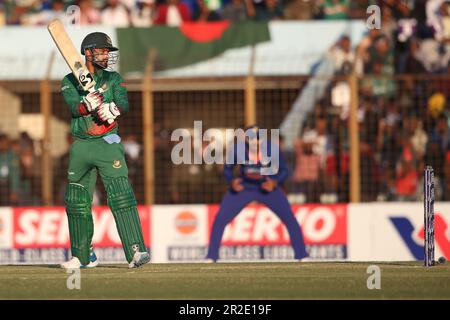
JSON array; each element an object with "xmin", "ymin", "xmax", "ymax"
[{"xmin": 90, "ymin": 52, "xmax": 119, "ymax": 71}]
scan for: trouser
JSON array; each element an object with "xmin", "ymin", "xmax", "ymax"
[
  {"xmin": 206, "ymin": 187, "xmax": 308, "ymax": 260},
  {"xmin": 64, "ymin": 137, "xmax": 146, "ymax": 264}
]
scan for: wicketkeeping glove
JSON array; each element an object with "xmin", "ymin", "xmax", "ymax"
[
  {"xmin": 96, "ymin": 102, "xmax": 121, "ymax": 123},
  {"xmin": 82, "ymin": 90, "xmax": 103, "ymax": 112}
]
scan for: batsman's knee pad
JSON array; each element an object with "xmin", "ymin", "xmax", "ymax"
[
  {"xmin": 106, "ymin": 177, "xmax": 137, "ymax": 211},
  {"xmin": 65, "ymin": 183, "xmax": 93, "ymax": 265},
  {"xmin": 106, "ymin": 177, "xmax": 146, "ymax": 263}
]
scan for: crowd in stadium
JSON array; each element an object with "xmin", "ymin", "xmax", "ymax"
[
  {"xmin": 2, "ymin": 0, "xmax": 376, "ymax": 26},
  {"xmin": 286, "ymin": 0, "xmax": 450, "ymax": 203},
  {"xmin": 2, "ymin": 0, "xmax": 450, "ymax": 206}
]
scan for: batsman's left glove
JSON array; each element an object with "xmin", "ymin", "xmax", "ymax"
[{"xmin": 96, "ymin": 102, "xmax": 121, "ymax": 123}]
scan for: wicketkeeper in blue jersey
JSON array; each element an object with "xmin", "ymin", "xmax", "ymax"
[{"xmin": 206, "ymin": 125, "xmax": 309, "ymax": 262}]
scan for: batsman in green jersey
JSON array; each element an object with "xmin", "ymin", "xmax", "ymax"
[{"xmin": 60, "ymin": 32, "xmax": 150, "ymax": 269}]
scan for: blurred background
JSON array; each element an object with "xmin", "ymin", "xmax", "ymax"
[{"xmin": 0, "ymin": 0, "xmax": 450, "ymax": 208}]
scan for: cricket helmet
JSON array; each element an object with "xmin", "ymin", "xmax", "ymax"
[{"xmin": 81, "ymin": 32, "xmax": 118, "ymax": 55}]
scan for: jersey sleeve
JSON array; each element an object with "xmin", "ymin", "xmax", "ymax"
[
  {"xmin": 112, "ymin": 73, "xmax": 130, "ymax": 114},
  {"xmin": 61, "ymin": 75, "xmax": 89, "ymax": 118}
]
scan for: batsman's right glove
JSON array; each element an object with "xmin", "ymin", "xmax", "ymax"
[
  {"xmin": 82, "ymin": 90, "xmax": 103, "ymax": 112},
  {"xmin": 96, "ymin": 102, "xmax": 121, "ymax": 123}
]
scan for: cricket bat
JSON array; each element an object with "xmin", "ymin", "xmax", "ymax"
[{"xmin": 47, "ymin": 19, "xmax": 113, "ymax": 124}]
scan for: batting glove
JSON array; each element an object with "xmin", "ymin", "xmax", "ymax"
[
  {"xmin": 96, "ymin": 102, "xmax": 121, "ymax": 123},
  {"xmin": 82, "ymin": 90, "xmax": 103, "ymax": 112}
]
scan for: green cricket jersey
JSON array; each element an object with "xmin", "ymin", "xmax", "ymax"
[
  {"xmin": 322, "ymin": 0, "xmax": 350, "ymax": 20},
  {"xmin": 61, "ymin": 69, "xmax": 129, "ymax": 140}
]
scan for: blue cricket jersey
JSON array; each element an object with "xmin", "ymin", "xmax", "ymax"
[{"xmin": 223, "ymin": 139, "xmax": 289, "ymax": 189}]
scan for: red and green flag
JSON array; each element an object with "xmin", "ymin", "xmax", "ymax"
[{"xmin": 117, "ymin": 21, "xmax": 271, "ymax": 73}]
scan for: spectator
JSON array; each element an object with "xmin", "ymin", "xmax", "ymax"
[
  {"xmin": 427, "ymin": 92, "xmax": 446, "ymax": 120},
  {"xmin": 433, "ymin": 114, "xmax": 450, "ymax": 152},
  {"xmin": 18, "ymin": 135, "xmax": 41, "ymax": 205},
  {"xmin": 321, "ymin": 0, "xmax": 350, "ymax": 20},
  {"xmin": 435, "ymin": 1, "xmax": 450, "ymax": 42},
  {"xmin": 324, "ymin": 122, "xmax": 349, "ymax": 203},
  {"xmin": 283, "ymin": 0, "xmax": 319, "ymax": 20},
  {"xmin": 0, "ymin": 133, "xmax": 20, "ymax": 206},
  {"xmin": 355, "ymin": 28, "xmax": 382, "ymax": 75},
  {"xmin": 381, "ymin": 0, "xmax": 410, "ymax": 20},
  {"xmin": 360, "ymin": 63, "xmax": 396, "ymax": 98},
  {"xmin": 186, "ymin": 0, "xmax": 223, "ymax": 18},
  {"xmin": 221, "ymin": 0, "xmax": 255, "ymax": 22},
  {"xmin": 359, "ymin": 99, "xmax": 382, "ymax": 201},
  {"xmin": 395, "ymin": 135, "xmax": 419, "ymax": 201},
  {"xmin": 255, "ymin": 0, "xmax": 284, "ymax": 21},
  {"xmin": 411, "ymin": 0, "xmax": 429, "ymax": 35},
  {"xmin": 193, "ymin": 0, "xmax": 222, "ymax": 21},
  {"xmin": 154, "ymin": 0, "xmax": 192, "ymax": 26},
  {"xmin": 290, "ymin": 117, "xmax": 329, "ymax": 201},
  {"xmin": 131, "ymin": 0, "xmax": 156, "ymax": 26},
  {"xmin": 398, "ymin": 77, "xmax": 417, "ymax": 115},
  {"xmin": 349, "ymin": 0, "xmax": 370, "ymax": 19},
  {"xmin": 359, "ymin": 96, "xmax": 380, "ymax": 147},
  {"xmin": 22, "ymin": 0, "xmax": 66, "ymax": 25},
  {"xmin": 203, "ymin": 0, "xmax": 222, "ymax": 12},
  {"xmin": 302, "ymin": 117, "xmax": 328, "ymax": 166},
  {"xmin": 367, "ymin": 35, "xmax": 394, "ymax": 74},
  {"xmin": 385, "ymin": 98, "xmax": 401, "ymax": 127},
  {"xmin": 78, "ymin": 0, "xmax": 101, "ymax": 25},
  {"xmin": 407, "ymin": 116, "xmax": 428, "ymax": 159},
  {"xmin": 397, "ymin": 38, "xmax": 427, "ymax": 74},
  {"xmin": 9, "ymin": 133, "xmax": 36, "ymax": 205},
  {"xmin": 328, "ymin": 35, "xmax": 354, "ymax": 75},
  {"xmin": 426, "ymin": 0, "xmax": 450, "ymax": 41},
  {"xmin": 121, "ymin": 0, "xmax": 139, "ymax": 10},
  {"xmin": 360, "ymin": 140, "xmax": 379, "ymax": 202},
  {"xmin": 292, "ymin": 137, "xmax": 322, "ymax": 203},
  {"xmin": 415, "ymin": 37, "xmax": 450, "ymax": 73},
  {"xmin": 101, "ymin": 0, "xmax": 131, "ymax": 27},
  {"xmin": 2, "ymin": 0, "xmax": 36, "ymax": 25},
  {"xmin": 377, "ymin": 117, "xmax": 401, "ymax": 200},
  {"xmin": 380, "ymin": 6, "xmax": 398, "ymax": 45}
]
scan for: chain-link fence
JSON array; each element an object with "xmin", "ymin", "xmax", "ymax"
[{"xmin": 1, "ymin": 74, "xmax": 449, "ymax": 205}]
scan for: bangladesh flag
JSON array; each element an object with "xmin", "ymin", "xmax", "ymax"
[{"xmin": 117, "ymin": 21, "xmax": 271, "ymax": 74}]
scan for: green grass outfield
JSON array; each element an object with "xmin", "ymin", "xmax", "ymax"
[{"xmin": 0, "ymin": 262, "xmax": 449, "ymax": 299}]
